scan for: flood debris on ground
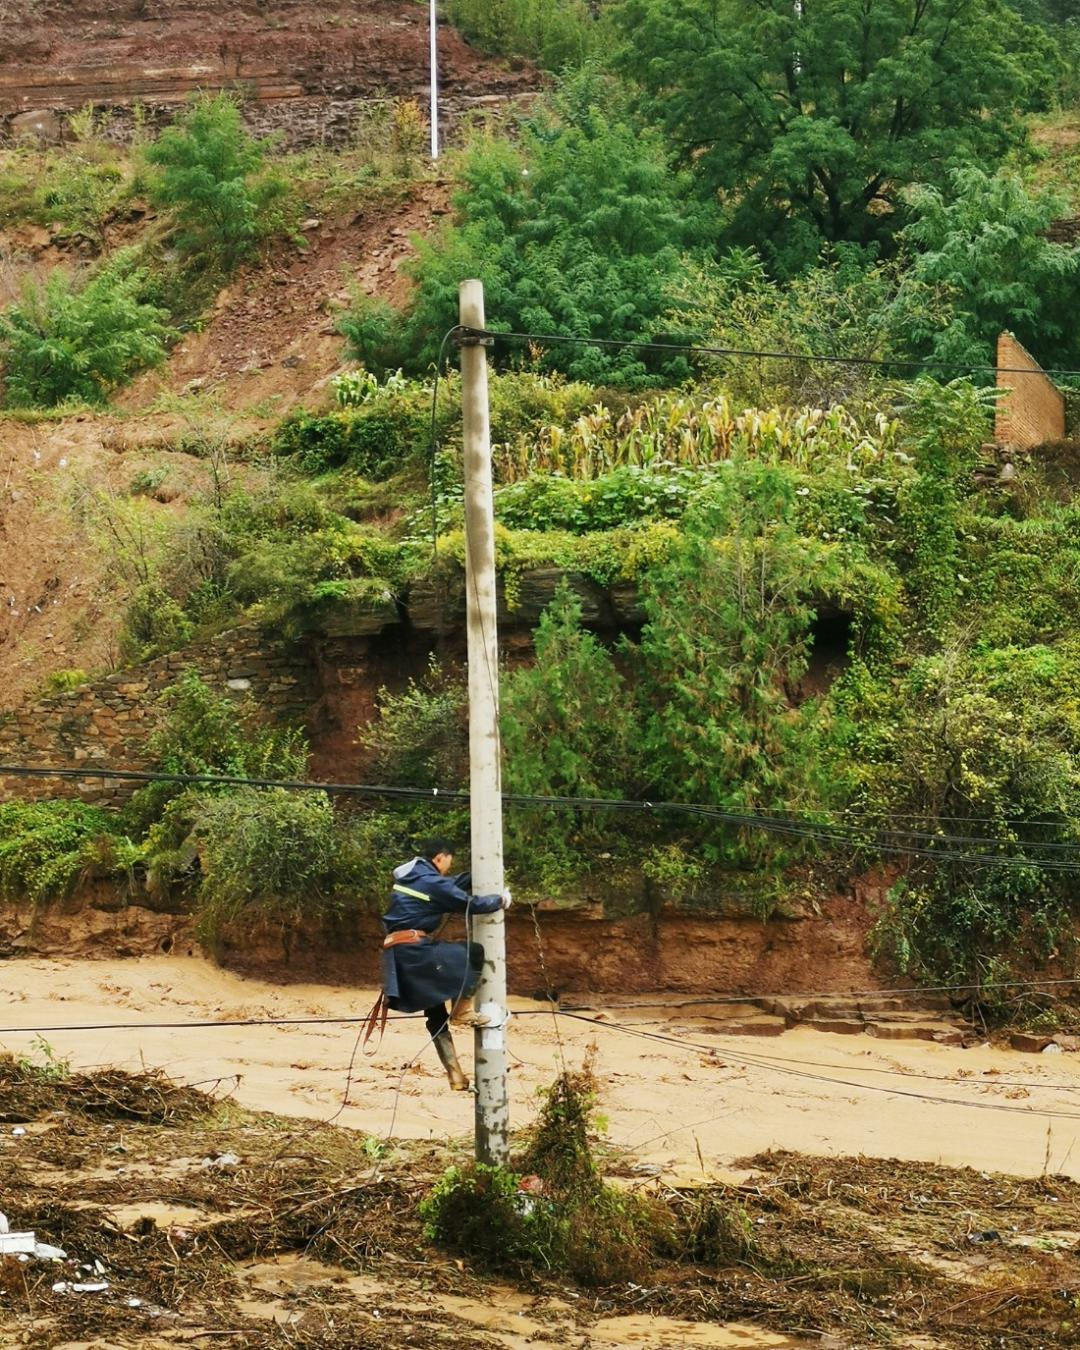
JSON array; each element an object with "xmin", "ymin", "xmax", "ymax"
[{"xmin": 0, "ymin": 1052, "xmax": 1077, "ymax": 1348}]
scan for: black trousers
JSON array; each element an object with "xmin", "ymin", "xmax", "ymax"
[{"xmin": 424, "ymin": 941, "xmax": 485, "ymax": 1036}]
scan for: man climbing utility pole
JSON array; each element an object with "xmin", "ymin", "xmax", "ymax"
[{"xmin": 459, "ymin": 279, "xmax": 509, "ymax": 1165}]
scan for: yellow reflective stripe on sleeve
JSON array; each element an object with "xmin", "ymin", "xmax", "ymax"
[{"xmin": 392, "ymin": 883, "xmax": 432, "ymax": 902}]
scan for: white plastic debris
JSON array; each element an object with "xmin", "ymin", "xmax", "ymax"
[
  {"xmin": 0, "ymin": 1233, "xmax": 36, "ymax": 1256},
  {"xmin": 11, "ymin": 1127, "xmax": 26, "ymax": 1138},
  {"xmin": 0, "ymin": 1211, "xmax": 9, "ymax": 1234},
  {"xmin": 200, "ymin": 1152, "xmax": 240, "ymax": 1170},
  {"xmin": 52, "ymin": 1280, "xmax": 109, "ymax": 1294},
  {"xmin": 33, "ymin": 1241, "xmax": 68, "ymax": 1261}
]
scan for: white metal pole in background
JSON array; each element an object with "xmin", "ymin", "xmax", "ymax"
[
  {"xmin": 429, "ymin": 0, "xmax": 440, "ymax": 159},
  {"xmin": 459, "ymin": 279, "xmax": 509, "ymax": 1166}
]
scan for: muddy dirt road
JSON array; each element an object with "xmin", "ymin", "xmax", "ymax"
[{"xmin": 3, "ymin": 956, "xmax": 1079, "ymax": 1181}]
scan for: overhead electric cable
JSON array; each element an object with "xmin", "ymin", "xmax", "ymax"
[
  {"xmin": 460, "ymin": 326, "xmax": 1080, "ymax": 381},
  {"xmin": 6, "ymin": 762, "xmax": 1080, "ymax": 872}
]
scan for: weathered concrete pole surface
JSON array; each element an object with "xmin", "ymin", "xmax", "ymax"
[{"xmin": 459, "ymin": 278, "xmax": 508, "ymax": 1165}]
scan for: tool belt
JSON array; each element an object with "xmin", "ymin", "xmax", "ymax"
[{"xmin": 383, "ymin": 928, "xmax": 429, "ymax": 948}]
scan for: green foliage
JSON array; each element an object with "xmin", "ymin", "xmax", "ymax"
[
  {"xmin": 359, "ymin": 659, "xmax": 467, "ymax": 788},
  {"xmin": 895, "ymin": 379, "xmax": 997, "ymax": 638},
  {"xmin": 338, "ymin": 296, "xmax": 405, "ymax": 376},
  {"xmin": 127, "ymin": 670, "xmax": 309, "ymax": 832},
  {"xmin": 35, "ymin": 147, "xmax": 130, "ymax": 248},
  {"xmin": 420, "ymin": 1163, "xmax": 539, "ymax": 1268},
  {"xmin": 15, "ymin": 1035, "xmax": 72, "ymax": 1084},
  {"xmin": 445, "ymin": 0, "xmax": 614, "ymax": 68},
  {"xmin": 188, "ymin": 788, "xmax": 359, "ymax": 943},
  {"xmin": 501, "ymin": 582, "xmax": 638, "ymax": 797},
  {"xmin": 144, "ymin": 93, "xmax": 290, "ymax": 268},
  {"xmin": 668, "ymin": 248, "xmax": 951, "ymax": 409},
  {"xmin": 0, "ymin": 252, "xmax": 172, "ymax": 408},
  {"xmin": 618, "ymin": 0, "xmax": 1052, "ymax": 272},
  {"xmin": 838, "ymin": 642, "xmax": 1080, "ymax": 989},
  {"xmin": 149, "ymin": 670, "xmax": 309, "ymax": 781},
  {"xmin": 39, "ymin": 668, "xmax": 90, "ymax": 696},
  {"xmin": 637, "ymin": 463, "xmax": 847, "ymax": 847},
  {"xmin": 273, "ymin": 391, "xmax": 430, "ymax": 478},
  {"xmin": 902, "ymin": 168, "xmax": 1080, "ymax": 368},
  {"xmin": 0, "ymin": 801, "xmax": 135, "ymax": 904},
  {"xmin": 517, "ymin": 1061, "xmax": 601, "ymax": 1198},
  {"xmin": 422, "ymin": 1062, "xmax": 670, "ymax": 1285},
  {"xmin": 121, "ymin": 582, "xmax": 195, "ymax": 664},
  {"xmin": 399, "ymin": 72, "xmax": 717, "ymax": 383},
  {"xmin": 496, "ymin": 466, "xmax": 699, "ymax": 532}
]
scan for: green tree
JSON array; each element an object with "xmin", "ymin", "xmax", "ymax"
[
  {"xmin": 667, "ymin": 244, "xmax": 952, "ymax": 409},
  {"xmin": 896, "ymin": 378, "xmax": 997, "ymax": 639},
  {"xmin": 617, "ymin": 0, "xmax": 1052, "ymax": 273},
  {"xmin": 144, "ymin": 93, "xmax": 289, "ymax": 267},
  {"xmin": 0, "ymin": 252, "xmax": 172, "ymax": 407},
  {"xmin": 637, "ymin": 463, "xmax": 844, "ymax": 857},
  {"xmin": 901, "ymin": 168, "xmax": 1080, "ymax": 368},
  {"xmin": 446, "ymin": 0, "xmax": 614, "ymax": 68},
  {"xmin": 389, "ymin": 72, "xmax": 717, "ymax": 384},
  {"xmin": 501, "ymin": 581, "xmax": 639, "ymax": 797}
]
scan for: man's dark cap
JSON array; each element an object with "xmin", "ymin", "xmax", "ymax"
[{"xmin": 419, "ymin": 837, "xmax": 455, "ymax": 861}]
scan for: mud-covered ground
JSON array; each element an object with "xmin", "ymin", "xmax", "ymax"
[{"xmin": 0, "ymin": 1054, "xmax": 1077, "ymax": 1350}]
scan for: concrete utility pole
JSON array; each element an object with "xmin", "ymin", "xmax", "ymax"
[
  {"xmin": 459, "ymin": 279, "xmax": 509, "ymax": 1166},
  {"xmin": 429, "ymin": 0, "xmax": 440, "ymax": 159}
]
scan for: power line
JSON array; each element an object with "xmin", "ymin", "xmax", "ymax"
[
  {"xmin": 460, "ymin": 325, "xmax": 1080, "ymax": 382},
  {"xmin": 558, "ymin": 1013, "xmax": 1080, "ymax": 1122},
  {"xmin": 5, "ymin": 762, "xmax": 1080, "ymax": 873},
  {"xmin": 5, "ymin": 1007, "xmax": 1080, "ymax": 1112}
]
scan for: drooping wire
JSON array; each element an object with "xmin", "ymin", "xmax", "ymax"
[
  {"xmin": 427, "ymin": 324, "xmax": 463, "ymax": 558},
  {"xmin": 6, "ymin": 762, "xmax": 1080, "ymax": 873},
  {"xmin": 459, "ymin": 326, "xmax": 1080, "ymax": 382}
]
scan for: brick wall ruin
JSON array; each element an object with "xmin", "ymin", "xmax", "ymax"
[
  {"xmin": 995, "ymin": 332, "xmax": 1065, "ymax": 451},
  {"xmin": 0, "ymin": 628, "xmax": 315, "ymax": 805}
]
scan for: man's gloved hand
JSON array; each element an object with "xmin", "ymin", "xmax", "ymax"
[{"xmin": 501, "ymin": 889, "xmax": 513, "ymax": 910}]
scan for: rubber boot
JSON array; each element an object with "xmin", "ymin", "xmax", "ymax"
[
  {"xmin": 450, "ymin": 995, "xmax": 491, "ymax": 1028},
  {"xmin": 433, "ymin": 1027, "xmax": 469, "ymax": 1091}
]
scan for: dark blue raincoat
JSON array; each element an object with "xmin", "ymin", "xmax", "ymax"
[{"xmin": 382, "ymin": 857, "xmax": 502, "ymax": 1012}]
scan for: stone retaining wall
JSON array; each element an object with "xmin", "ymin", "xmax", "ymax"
[{"xmin": 0, "ymin": 628, "xmax": 316, "ymax": 805}]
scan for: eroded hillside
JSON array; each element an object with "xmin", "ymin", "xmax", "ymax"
[{"xmin": 1, "ymin": 0, "xmax": 535, "ymax": 146}]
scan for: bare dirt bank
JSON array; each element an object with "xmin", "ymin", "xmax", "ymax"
[
  {"xmin": 2, "ymin": 955, "xmax": 1079, "ymax": 1181},
  {"xmin": 0, "ymin": 888, "xmax": 880, "ymax": 995}
]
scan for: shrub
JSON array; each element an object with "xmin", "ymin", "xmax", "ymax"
[
  {"xmin": 338, "ymin": 296, "xmax": 405, "ymax": 376},
  {"xmin": 125, "ymin": 670, "xmax": 309, "ymax": 831},
  {"xmin": 0, "ymin": 253, "xmax": 172, "ymax": 407},
  {"xmin": 501, "ymin": 582, "xmax": 639, "ymax": 798},
  {"xmin": 273, "ymin": 400, "xmax": 429, "ymax": 478},
  {"xmin": 187, "ymin": 788, "xmax": 358, "ymax": 942},
  {"xmin": 902, "ymin": 167, "xmax": 1080, "ymax": 369},
  {"xmin": 422, "ymin": 1060, "xmax": 668, "ymax": 1285},
  {"xmin": 445, "ymin": 0, "xmax": 612, "ymax": 69},
  {"xmin": 359, "ymin": 659, "xmax": 467, "ymax": 788},
  {"xmin": 39, "ymin": 668, "xmax": 90, "ymax": 696},
  {"xmin": 398, "ymin": 71, "xmax": 718, "ymax": 384},
  {"xmin": 667, "ymin": 248, "xmax": 952, "ymax": 410},
  {"xmin": 838, "ymin": 641, "xmax": 1080, "ymax": 990},
  {"xmin": 636, "ymin": 462, "xmax": 846, "ymax": 865},
  {"xmin": 120, "ymin": 582, "xmax": 194, "ymax": 664},
  {"xmin": 0, "ymin": 802, "xmax": 136, "ymax": 904},
  {"xmin": 144, "ymin": 93, "xmax": 291, "ymax": 267},
  {"xmin": 495, "ymin": 466, "xmax": 700, "ymax": 532}
]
